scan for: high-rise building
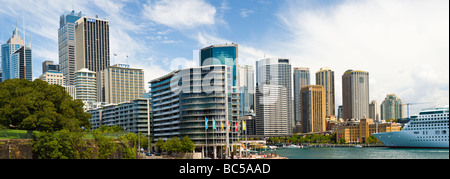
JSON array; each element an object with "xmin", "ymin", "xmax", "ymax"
[
  {"xmin": 2, "ymin": 27, "xmax": 31, "ymax": 81},
  {"xmin": 39, "ymin": 71, "xmax": 66, "ymax": 86},
  {"xmin": 337, "ymin": 105, "xmax": 343, "ymax": 120},
  {"xmin": 200, "ymin": 43, "xmax": 238, "ymax": 87},
  {"xmin": 300, "ymin": 85, "xmax": 326, "ymax": 133},
  {"xmin": 316, "ymin": 67, "xmax": 335, "ymax": 117},
  {"xmin": 59, "ymin": 10, "xmax": 82, "ymax": 85},
  {"xmin": 238, "ymin": 65, "xmax": 254, "ymax": 116},
  {"xmin": 74, "ymin": 68, "xmax": 97, "ymax": 111},
  {"xmin": 255, "ymin": 58, "xmax": 293, "ymax": 135},
  {"xmin": 74, "ymin": 15, "xmax": 110, "ymax": 73},
  {"xmin": 293, "ymin": 67, "xmax": 310, "ymax": 131},
  {"xmin": 342, "ymin": 70, "xmax": 369, "ymax": 121},
  {"xmin": 380, "ymin": 94, "xmax": 404, "ymax": 121},
  {"xmin": 97, "ymin": 64, "xmax": 145, "ymax": 104},
  {"xmin": 369, "ymin": 100, "xmax": 380, "ymax": 122}
]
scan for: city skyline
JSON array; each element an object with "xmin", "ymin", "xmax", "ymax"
[{"xmin": 0, "ymin": 0, "xmax": 448, "ymax": 116}]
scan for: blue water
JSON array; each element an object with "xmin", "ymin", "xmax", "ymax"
[{"xmin": 275, "ymin": 147, "xmax": 449, "ymax": 159}]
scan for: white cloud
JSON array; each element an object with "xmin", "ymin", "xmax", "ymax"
[
  {"xmin": 276, "ymin": 0, "xmax": 449, "ymax": 114},
  {"xmin": 240, "ymin": 9, "xmax": 255, "ymax": 18},
  {"xmin": 142, "ymin": 0, "xmax": 217, "ymax": 29}
]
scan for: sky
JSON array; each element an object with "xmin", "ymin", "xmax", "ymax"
[{"xmin": 0, "ymin": 0, "xmax": 448, "ymax": 116}]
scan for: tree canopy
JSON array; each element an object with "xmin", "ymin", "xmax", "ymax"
[{"xmin": 0, "ymin": 79, "xmax": 91, "ymax": 132}]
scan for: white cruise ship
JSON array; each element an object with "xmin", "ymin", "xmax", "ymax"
[{"xmin": 373, "ymin": 106, "xmax": 449, "ymax": 149}]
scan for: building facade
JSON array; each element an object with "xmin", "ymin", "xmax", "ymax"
[
  {"xmin": 380, "ymin": 94, "xmax": 404, "ymax": 121},
  {"xmin": 1, "ymin": 27, "xmax": 31, "ymax": 81},
  {"xmin": 293, "ymin": 67, "xmax": 310, "ymax": 132},
  {"xmin": 300, "ymin": 85, "xmax": 326, "ymax": 133},
  {"xmin": 74, "ymin": 16, "xmax": 110, "ymax": 73},
  {"xmin": 39, "ymin": 71, "xmax": 66, "ymax": 86},
  {"xmin": 88, "ymin": 99, "xmax": 151, "ymax": 136},
  {"xmin": 342, "ymin": 70, "xmax": 369, "ymax": 121},
  {"xmin": 334, "ymin": 118, "xmax": 401, "ymax": 143},
  {"xmin": 200, "ymin": 43, "xmax": 238, "ymax": 87},
  {"xmin": 238, "ymin": 65, "xmax": 254, "ymax": 116},
  {"xmin": 150, "ymin": 65, "xmax": 239, "ymax": 158},
  {"xmin": 59, "ymin": 11, "xmax": 82, "ymax": 85},
  {"xmin": 316, "ymin": 67, "xmax": 335, "ymax": 117},
  {"xmin": 42, "ymin": 60, "xmax": 60, "ymax": 74},
  {"xmin": 97, "ymin": 64, "xmax": 145, "ymax": 104},
  {"xmin": 256, "ymin": 58, "xmax": 293, "ymax": 135},
  {"xmin": 74, "ymin": 68, "xmax": 97, "ymax": 111}
]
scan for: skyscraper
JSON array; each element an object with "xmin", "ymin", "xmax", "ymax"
[
  {"xmin": 199, "ymin": 43, "xmax": 238, "ymax": 87},
  {"xmin": 59, "ymin": 10, "xmax": 82, "ymax": 85},
  {"xmin": 293, "ymin": 67, "xmax": 310, "ymax": 131},
  {"xmin": 74, "ymin": 15, "xmax": 110, "ymax": 73},
  {"xmin": 369, "ymin": 100, "xmax": 380, "ymax": 122},
  {"xmin": 342, "ymin": 70, "xmax": 369, "ymax": 121},
  {"xmin": 10, "ymin": 45, "xmax": 32, "ymax": 81},
  {"xmin": 316, "ymin": 67, "xmax": 335, "ymax": 117},
  {"xmin": 300, "ymin": 85, "xmax": 326, "ymax": 133},
  {"xmin": 1, "ymin": 27, "xmax": 28, "ymax": 81},
  {"xmin": 256, "ymin": 58, "xmax": 293, "ymax": 135},
  {"xmin": 380, "ymin": 94, "xmax": 404, "ymax": 121},
  {"xmin": 238, "ymin": 65, "xmax": 255, "ymax": 116},
  {"xmin": 42, "ymin": 60, "xmax": 60, "ymax": 74}
]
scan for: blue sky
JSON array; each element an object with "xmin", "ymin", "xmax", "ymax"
[{"xmin": 0, "ymin": 0, "xmax": 448, "ymax": 115}]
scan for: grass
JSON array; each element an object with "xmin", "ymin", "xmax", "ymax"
[{"xmin": 0, "ymin": 129, "xmax": 39, "ymax": 139}]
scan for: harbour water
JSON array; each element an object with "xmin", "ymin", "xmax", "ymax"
[{"xmin": 275, "ymin": 147, "xmax": 449, "ymax": 159}]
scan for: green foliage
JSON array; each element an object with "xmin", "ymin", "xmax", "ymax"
[
  {"xmin": 93, "ymin": 130, "xmax": 119, "ymax": 159},
  {"xmin": 180, "ymin": 136, "xmax": 195, "ymax": 153},
  {"xmin": 0, "ymin": 79, "xmax": 91, "ymax": 132},
  {"xmin": 156, "ymin": 138, "xmax": 165, "ymax": 152},
  {"xmin": 119, "ymin": 133, "xmax": 137, "ymax": 159},
  {"xmin": 33, "ymin": 129, "xmax": 92, "ymax": 159}
]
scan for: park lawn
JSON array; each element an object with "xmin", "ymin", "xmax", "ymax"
[{"xmin": 0, "ymin": 129, "xmax": 39, "ymax": 139}]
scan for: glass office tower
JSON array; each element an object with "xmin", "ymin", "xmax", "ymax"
[
  {"xmin": 59, "ymin": 10, "xmax": 82, "ymax": 85},
  {"xmin": 1, "ymin": 27, "xmax": 24, "ymax": 81},
  {"xmin": 199, "ymin": 44, "xmax": 238, "ymax": 87}
]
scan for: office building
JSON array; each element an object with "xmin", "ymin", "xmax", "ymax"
[
  {"xmin": 74, "ymin": 15, "xmax": 110, "ymax": 73},
  {"xmin": 342, "ymin": 70, "xmax": 369, "ymax": 121},
  {"xmin": 97, "ymin": 64, "xmax": 145, "ymax": 104},
  {"xmin": 238, "ymin": 65, "xmax": 255, "ymax": 116},
  {"xmin": 199, "ymin": 43, "xmax": 238, "ymax": 87},
  {"xmin": 150, "ymin": 65, "xmax": 239, "ymax": 158},
  {"xmin": 2, "ymin": 27, "xmax": 32, "ymax": 81},
  {"xmin": 59, "ymin": 10, "xmax": 83, "ymax": 85},
  {"xmin": 300, "ymin": 85, "xmax": 326, "ymax": 133},
  {"xmin": 293, "ymin": 67, "xmax": 310, "ymax": 131},
  {"xmin": 255, "ymin": 58, "xmax": 293, "ymax": 136},
  {"xmin": 316, "ymin": 67, "xmax": 335, "ymax": 117},
  {"xmin": 369, "ymin": 100, "xmax": 380, "ymax": 122},
  {"xmin": 88, "ymin": 99, "xmax": 151, "ymax": 136},
  {"xmin": 380, "ymin": 94, "xmax": 404, "ymax": 121},
  {"xmin": 42, "ymin": 60, "xmax": 60, "ymax": 73},
  {"xmin": 74, "ymin": 68, "xmax": 97, "ymax": 111},
  {"xmin": 39, "ymin": 71, "xmax": 66, "ymax": 86}
]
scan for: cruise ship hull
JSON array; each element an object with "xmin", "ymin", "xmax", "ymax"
[{"xmin": 373, "ymin": 131, "xmax": 449, "ymax": 149}]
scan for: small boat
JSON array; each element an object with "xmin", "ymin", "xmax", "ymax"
[{"xmin": 355, "ymin": 144, "xmax": 362, "ymax": 148}]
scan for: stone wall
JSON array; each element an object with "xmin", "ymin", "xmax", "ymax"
[{"xmin": 0, "ymin": 139, "xmax": 34, "ymax": 159}]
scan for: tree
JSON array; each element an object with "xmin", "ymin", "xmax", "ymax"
[
  {"xmin": 180, "ymin": 136, "xmax": 195, "ymax": 153},
  {"xmin": 0, "ymin": 79, "xmax": 91, "ymax": 132},
  {"xmin": 156, "ymin": 138, "xmax": 165, "ymax": 152},
  {"xmin": 93, "ymin": 130, "xmax": 119, "ymax": 159},
  {"xmin": 33, "ymin": 129, "xmax": 93, "ymax": 159}
]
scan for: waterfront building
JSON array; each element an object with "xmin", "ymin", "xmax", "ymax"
[
  {"xmin": 39, "ymin": 71, "xmax": 66, "ymax": 86},
  {"xmin": 59, "ymin": 10, "xmax": 83, "ymax": 85},
  {"xmin": 74, "ymin": 15, "xmax": 110, "ymax": 73},
  {"xmin": 1, "ymin": 27, "xmax": 32, "ymax": 81},
  {"xmin": 74, "ymin": 68, "xmax": 98, "ymax": 111},
  {"xmin": 342, "ymin": 70, "xmax": 369, "ymax": 121},
  {"xmin": 369, "ymin": 100, "xmax": 380, "ymax": 122},
  {"xmin": 97, "ymin": 64, "xmax": 145, "ymax": 104},
  {"xmin": 380, "ymin": 94, "xmax": 404, "ymax": 121},
  {"xmin": 293, "ymin": 67, "xmax": 310, "ymax": 132},
  {"xmin": 88, "ymin": 99, "xmax": 151, "ymax": 136},
  {"xmin": 337, "ymin": 105, "xmax": 343, "ymax": 120},
  {"xmin": 199, "ymin": 43, "xmax": 238, "ymax": 87},
  {"xmin": 238, "ymin": 65, "xmax": 255, "ymax": 116},
  {"xmin": 300, "ymin": 85, "xmax": 326, "ymax": 133},
  {"xmin": 333, "ymin": 117, "xmax": 401, "ymax": 144},
  {"xmin": 316, "ymin": 67, "xmax": 335, "ymax": 117},
  {"xmin": 256, "ymin": 58, "xmax": 293, "ymax": 136},
  {"xmin": 150, "ymin": 65, "xmax": 239, "ymax": 158}
]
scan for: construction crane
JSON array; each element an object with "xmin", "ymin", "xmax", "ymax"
[{"xmin": 403, "ymin": 102, "xmax": 434, "ymax": 119}]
